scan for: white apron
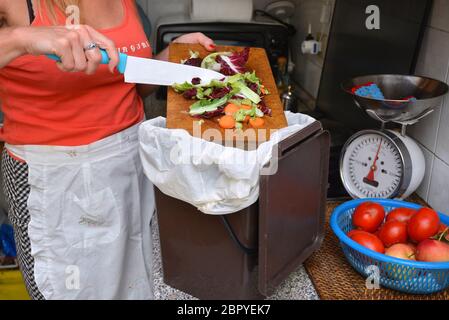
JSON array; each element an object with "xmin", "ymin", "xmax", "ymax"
[{"xmin": 6, "ymin": 123, "xmax": 155, "ymax": 300}]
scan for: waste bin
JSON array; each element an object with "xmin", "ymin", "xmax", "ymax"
[{"xmin": 155, "ymin": 121, "xmax": 330, "ymax": 299}]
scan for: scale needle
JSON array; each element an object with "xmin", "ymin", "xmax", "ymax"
[{"xmin": 363, "ymin": 141, "xmax": 382, "ymax": 188}]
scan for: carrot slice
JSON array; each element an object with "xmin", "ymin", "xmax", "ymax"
[
  {"xmin": 219, "ymin": 115, "xmax": 236, "ymax": 129},
  {"xmin": 249, "ymin": 117, "xmax": 265, "ymax": 128},
  {"xmin": 241, "ymin": 105, "xmax": 252, "ymax": 110},
  {"xmin": 224, "ymin": 103, "xmax": 240, "ymax": 115}
]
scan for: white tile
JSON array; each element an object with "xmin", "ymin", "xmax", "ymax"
[
  {"xmin": 409, "ymin": 27, "xmax": 449, "ymax": 152},
  {"xmin": 408, "ymin": 105, "xmax": 442, "ymax": 153},
  {"xmin": 436, "ymin": 96, "xmax": 449, "ymax": 164},
  {"xmin": 415, "ymin": 27, "xmax": 449, "ymax": 82},
  {"xmin": 295, "ymin": 56, "xmax": 322, "ymax": 98},
  {"xmin": 428, "ymin": 157, "xmax": 449, "ymax": 215},
  {"xmin": 415, "ymin": 143, "xmax": 435, "ymax": 202},
  {"xmin": 429, "ymin": 0, "xmax": 449, "ymax": 32}
]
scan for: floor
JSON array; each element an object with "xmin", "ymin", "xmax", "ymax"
[
  {"xmin": 0, "ymin": 270, "xmax": 29, "ymax": 300},
  {"xmin": 151, "ymin": 217, "xmax": 319, "ymax": 300}
]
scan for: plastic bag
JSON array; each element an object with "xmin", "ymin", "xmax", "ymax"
[{"xmin": 139, "ymin": 111, "xmax": 316, "ymax": 215}]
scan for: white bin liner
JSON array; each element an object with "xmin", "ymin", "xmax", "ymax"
[{"xmin": 139, "ymin": 111, "xmax": 316, "ymax": 215}]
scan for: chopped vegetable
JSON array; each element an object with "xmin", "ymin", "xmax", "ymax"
[
  {"xmin": 194, "ymin": 108, "xmax": 225, "ymax": 119},
  {"xmin": 224, "ymin": 104, "xmax": 240, "ymax": 115},
  {"xmin": 209, "ymin": 87, "xmax": 231, "ymax": 99},
  {"xmin": 201, "ymin": 48, "xmax": 250, "ymax": 76},
  {"xmin": 189, "ymin": 96, "xmax": 229, "ymax": 116},
  {"xmin": 191, "ymin": 77, "xmax": 201, "ymax": 85},
  {"xmin": 258, "ymin": 101, "xmax": 272, "ymax": 116},
  {"xmin": 235, "ymin": 122, "xmax": 243, "ymax": 130},
  {"xmin": 219, "ymin": 115, "xmax": 236, "ymax": 129},
  {"xmin": 232, "ymin": 81, "xmax": 261, "ymax": 104},
  {"xmin": 183, "ymin": 88, "xmax": 198, "ymax": 100},
  {"xmin": 249, "ymin": 118, "xmax": 265, "ymax": 128},
  {"xmin": 182, "ymin": 50, "xmax": 203, "ymax": 67},
  {"xmin": 173, "ymin": 48, "xmax": 272, "ymax": 125}
]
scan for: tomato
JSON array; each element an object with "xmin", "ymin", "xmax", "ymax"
[
  {"xmin": 352, "ymin": 202, "xmax": 385, "ymax": 233},
  {"xmin": 378, "ymin": 220, "xmax": 408, "ymax": 247},
  {"xmin": 386, "ymin": 208, "xmax": 416, "ymax": 223},
  {"xmin": 348, "ymin": 230, "xmax": 385, "ymax": 253},
  {"xmin": 407, "ymin": 208, "xmax": 440, "ymax": 243},
  {"xmin": 347, "ymin": 230, "xmax": 365, "ymax": 238}
]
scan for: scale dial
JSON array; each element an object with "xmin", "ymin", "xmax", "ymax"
[{"xmin": 340, "ymin": 130, "xmax": 408, "ymax": 199}]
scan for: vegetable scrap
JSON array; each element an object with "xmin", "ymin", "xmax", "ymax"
[{"xmin": 173, "ymin": 48, "xmax": 272, "ymax": 130}]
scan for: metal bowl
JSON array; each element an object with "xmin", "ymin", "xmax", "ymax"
[{"xmin": 342, "ymin": 74, "xmax": 449, "ymax": 125}]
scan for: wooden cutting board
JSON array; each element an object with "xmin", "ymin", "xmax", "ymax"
[{"xmin": 166, "ymin": 43, "xmax": 288, "ymax": 146}]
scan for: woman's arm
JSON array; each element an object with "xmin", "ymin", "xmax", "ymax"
[
  {"xmin": 0, "ymin": 27, "xmax": 26, "ymax": 68},
  {"xmin": 136, "ymin": 33, "xmax": 216, "ymax": 98},
  {"xmin": 0, "ymin": 25, "xmax": 119, "ymax": 73}
]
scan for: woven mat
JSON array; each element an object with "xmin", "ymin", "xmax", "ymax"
[{"xmin": 304, "ymin": 195, "xmax": 449, "ymax": 300}]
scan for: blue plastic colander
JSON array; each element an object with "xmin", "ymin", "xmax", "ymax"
[{"xmin": 330, "ymin": 199, "xmax": 449, "ymax": 294}]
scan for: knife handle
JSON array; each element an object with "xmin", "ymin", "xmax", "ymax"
[{"xmin": 46, "ymin": 49, "xmax": 128, "ymax": 74}]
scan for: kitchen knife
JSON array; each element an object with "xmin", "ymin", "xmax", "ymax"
[{"xmin": 47, "ymin": 49, "xmax": 225, "ymax": 86}]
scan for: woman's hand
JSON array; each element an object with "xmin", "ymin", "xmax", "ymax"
[
  {"xmin": 14, "ymin": 25, "xmax": 119, "ymax": 74},
  {"xmin": 155, "ymin": 32, "xmax": 216, "ymax": 63},
  {"xmin": 172, "ymin": 32, "xmax": 216, "ymax": 51}
]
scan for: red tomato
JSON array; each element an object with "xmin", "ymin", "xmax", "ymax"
[
  {"xmin": 386, "ymin": 208, "xmax": 416, "ymax": 223},
  {"xmin": 347, "ymin": 230, "xmax": 365, "ymax": 238},
  {"xmin": 352, "ymin": 202, "xmax": 385, "ymax": 233},
  {"xmin": 378, "ymin": 220, "xmax": 408, "ymax": 247},
  {"xmin": 407, "ymin": 208, "xmax": 440, "ymax": 243},
  {"xmin": 348, "ymin": 230, "xmax": 385, "ymax": 253}
]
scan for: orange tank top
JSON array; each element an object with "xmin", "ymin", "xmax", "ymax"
[{"xmin": 0, "ymin": 0, "xmax": 152, "ymax": 146}]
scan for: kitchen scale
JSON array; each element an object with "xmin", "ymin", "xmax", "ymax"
[{"xmin": 340, "ymin": 74, "xmax": 449, "ymax": 199}]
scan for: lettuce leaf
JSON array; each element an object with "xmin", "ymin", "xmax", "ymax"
[
  {"xmin": 189, "ymin": 96, "xmax": 229, "ymax": 116},
  {"xmin": 201, "ymin": 48, "xmax": 250, "ymax": 76},
  {"xmin": 231, "ymin": 81, "xmax": 261, "ymax": 104}
]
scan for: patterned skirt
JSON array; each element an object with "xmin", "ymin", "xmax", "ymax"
[{"xmin": 1, "ymin": 149, "xmax": 44, "ymax": 300}]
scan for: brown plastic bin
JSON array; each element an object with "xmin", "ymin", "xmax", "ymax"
[{"xmin": 155, "ymin": 121, "xmax": 330, "ymax": 300}]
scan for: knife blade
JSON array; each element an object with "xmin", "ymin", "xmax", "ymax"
[{"xmin": 47, "ymin": 49, "xmax": 225, "ymax": 86}]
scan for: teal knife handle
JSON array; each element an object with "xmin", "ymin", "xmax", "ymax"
[{"xmin": 46, "ymin": 49, "xmax": 128, "ymax": 74}]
